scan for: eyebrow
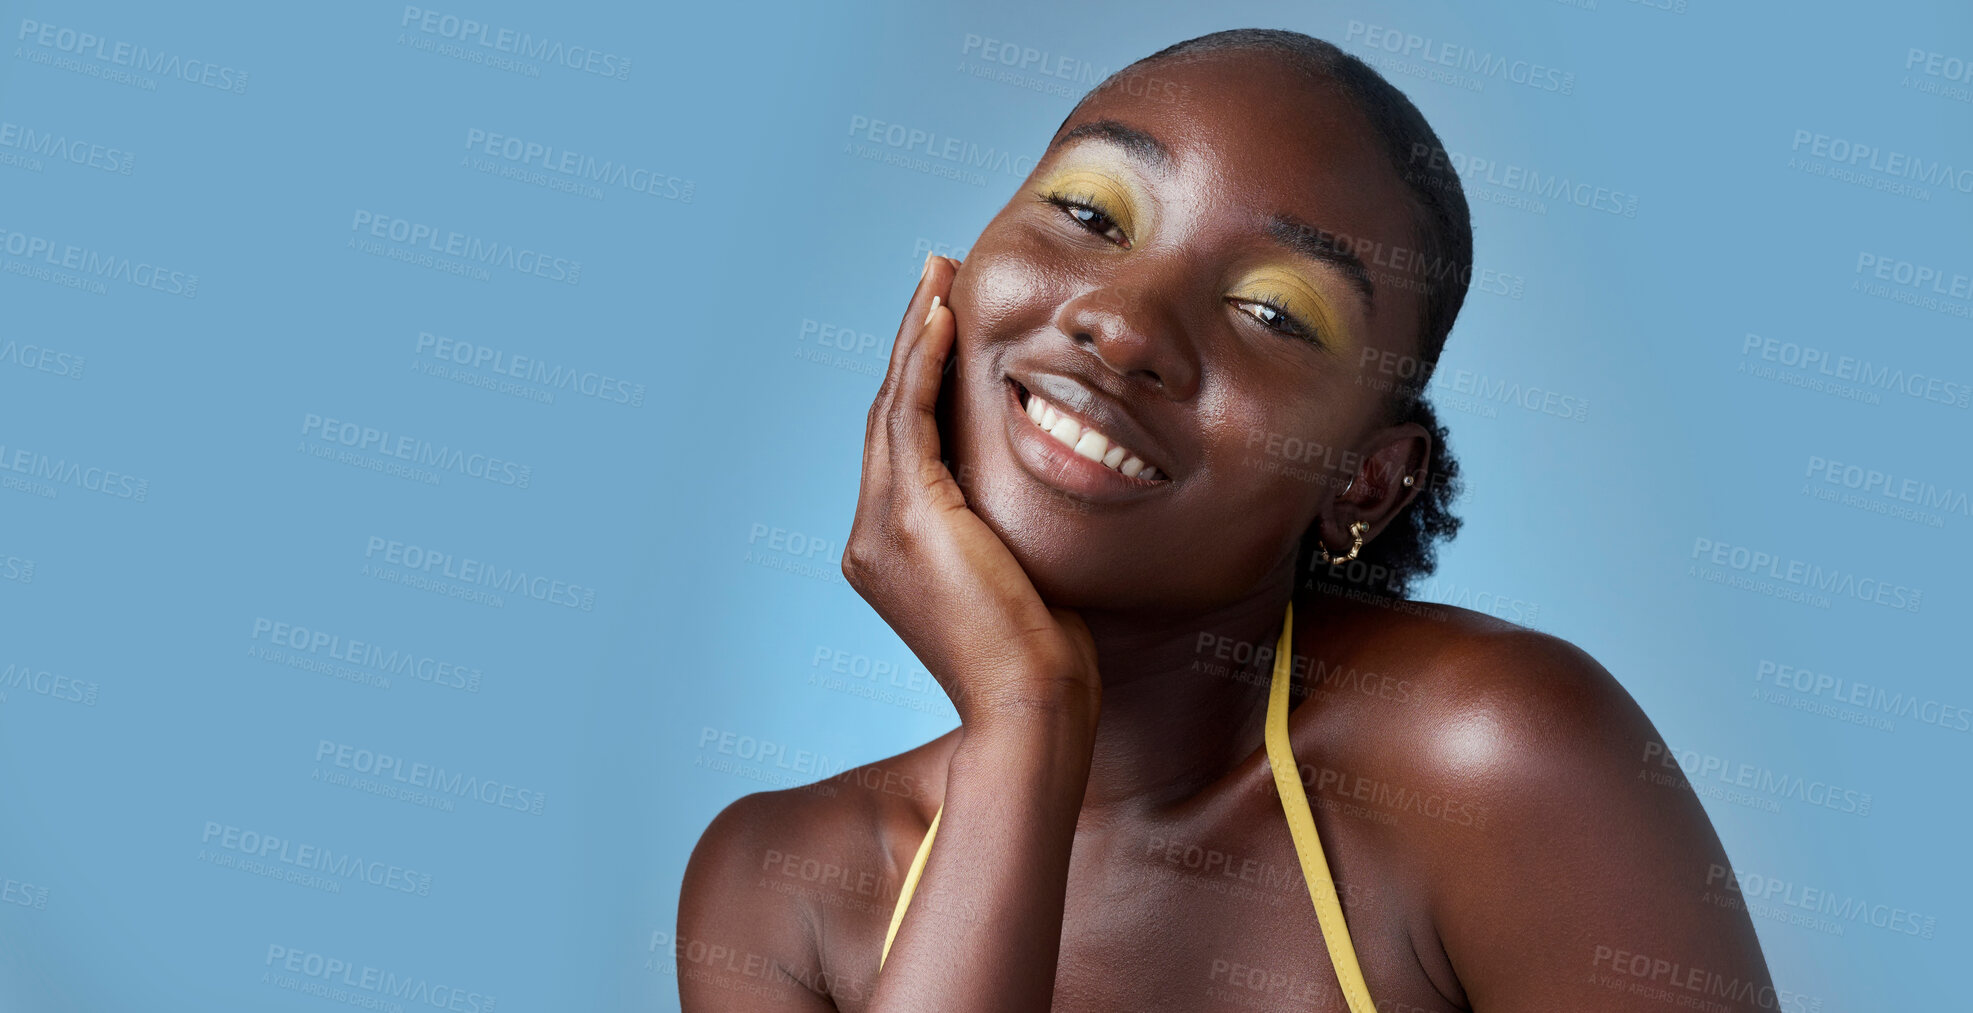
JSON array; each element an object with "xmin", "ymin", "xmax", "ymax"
[
  {"xmin": 1048, "ymin": 119, "xmax": 1377, "ymax": 312},
  {"xmin": 1267, "ymin": 216, "xmax": 1376, "ymax": 311},
  {"xmin": 1048, "ymin": 119, "xmax": 1174, "ymax": 170}
]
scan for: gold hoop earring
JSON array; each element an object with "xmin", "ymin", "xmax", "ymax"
[{"xmin": 1315, "ymin": 520, "xmax": 1369, "ymax": 566}]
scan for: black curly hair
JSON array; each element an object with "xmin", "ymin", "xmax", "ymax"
[{"xmin": 1058, "ymin": 28, "xmax": 1473, "ymax": 600}]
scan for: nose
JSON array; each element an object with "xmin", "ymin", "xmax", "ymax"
[{"xmin": 1054, "ymin": 282, "xmax": 1200, "ymax": 400}]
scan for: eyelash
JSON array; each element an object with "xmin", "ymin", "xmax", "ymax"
[
  {"xmin": 1232, "ymin": 294, "xmax": 1320, "ymax": 345},
  {"xmin": 1038, "ymin": 192, "xmax": 1132, "ymax": 249},
  {"xmin": 1037, "ymin": 191, "xmax": 1324, "ymax": 348}
]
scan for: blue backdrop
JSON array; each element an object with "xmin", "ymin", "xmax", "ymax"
[{"xmin": 2, "ymin": 0, "xmax": 1966, "ymax": 1010}]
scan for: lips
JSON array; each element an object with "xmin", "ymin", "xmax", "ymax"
[
  {"xmin": 1001, "ymin": 374, "xmax": 1174, "ymax": 502},
  {"xmin": 1016, "ymin": 382, "xmax": 1162, "ymax": 480},
  {"xmin": 1011, "ymin": 369, "xmax": 1175, "ymax": 472}
]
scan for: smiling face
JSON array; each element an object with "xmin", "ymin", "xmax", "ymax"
[{"xmin": 941, "ymin": 49, "xmax": 1436, "ymax": 615}]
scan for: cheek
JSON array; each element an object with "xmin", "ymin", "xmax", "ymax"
[
  {"xmin": 1177, "ymin": 460, "xmax": 1325, "ymax": 586},
  {"xmin": 1199, "ymin": 399, "xmax": 1341, "ymax": 523},
  {"xmin": 951, "ymin": 238, "xmax": 1069, "ymax": 350},
  {"xmin": 1221, "ymin": 364, "xmax": 1370, "ymax": 478}
]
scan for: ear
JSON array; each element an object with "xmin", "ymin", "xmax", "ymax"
[{"xmin": 1314, "ymin": 421, "xmax": 1432, "ymax": 557}]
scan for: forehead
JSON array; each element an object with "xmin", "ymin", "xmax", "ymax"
[{"xmin": 1055, "ymin": 51, "xmax": 1420, "ymax": 256}]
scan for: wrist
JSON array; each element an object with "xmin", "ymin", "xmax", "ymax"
[
  {"xmin": 959, "ymin": 682, "xmax": 1100, "ymax": 742},
  {"xmin": 956, "ymin": 694, "xmax": 1100, "ymax": 766},
  {"xmin": 947, "ymin": 720, "xmax": 1096, "ymax": 817}
]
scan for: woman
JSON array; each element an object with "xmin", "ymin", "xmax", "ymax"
[{"xmin": 680, "ymin": 29, "xmax": 1775, "ymax": 1012}]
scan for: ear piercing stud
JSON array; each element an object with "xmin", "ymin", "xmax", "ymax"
[{"xmin": 1344, "ymin": 473, "xmax": 1418, "ymax": 496}]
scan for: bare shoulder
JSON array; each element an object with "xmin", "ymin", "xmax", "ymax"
[
  {"xmin": 675, "ymin": 731, "xmax": 957, "ymax": 1010},
  {"xmin": 1329, "ymin": 596, "xmax": 1657, "ymax": 788},
  {"xmin": 1430, "ymin": 607, "xmax": 1647, "ymax": 742},
  {"xmin": 1317, "ymin": 596, "xmax": 1772, "ymax": 1004},
  {"xmin": 1341, "ymin": 598, "xmax": 1680, "ymax": 841}
]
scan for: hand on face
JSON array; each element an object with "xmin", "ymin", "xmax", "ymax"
[{"xmin": 842, "ymin": 255, "xmax": 1103, "ymax": 730}]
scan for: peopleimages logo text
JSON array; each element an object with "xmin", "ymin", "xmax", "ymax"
[
  {"xmin": 462, "ymin": 128, "xmax": 692, "ymax": 202},
  {"xmin": 363, "ymin": 536, "xmax": 596, "ymax": 610},
  {"xmin": 201, "ymin": 822, "xmax": 432, "ymax": 895},
  {"xmin": 315, "ymin": 739, "xmax": 546, "ymax": 815},
  {"xmin": 1690, "ymin": 537, "xmax": 1922, "ymax": 613},
  {"xmin": 416, "ymin": 331, "xmax": 645, "ymax": 406},
  {"xmin": 400, "ymin": 6, "xmax": 630, "ymax": 79},
  {"xmin": 0, "ymin": 121, "xmax": 134, "ymax": 174},
  {"xmin": 264, "ymin": 945, "xmax": 496, "ymax": 1012},
  {"xmin": 1410, "ymin": 144, "xmax": 1638, "ymax": 217},
  {"xmin": 1345, "ymin": 20, "xmax": 1575, "ymax": 94},
  {"xmin": 0, "ymin": 226, "xmax": 198, "ymax": 296},
  {"xmin": 0, "ymin": 442, "xmax": 149, "ymax": 500},
  {"xmin": 301, "ymin": 413, "xmax": 531, "ymax": 488},
  {"xmin": 350, "ymin": 211, "xmax": 580, "ymax": 285},
  {"xmin": 251, "ymin": 618, "xmax": 483, "ymax": 692},
  {"xmin": 16, "ymin": 19, "xmax": 249, "ymax": 93}
]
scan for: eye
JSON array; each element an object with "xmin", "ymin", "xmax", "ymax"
[
  {"xmin": 1231, "ymin": 295, "xmax": 1321, "ymax": 346},
  {"xmin": 1040, "ymin": 194, "xmax": 1132, "ymax": 249}
]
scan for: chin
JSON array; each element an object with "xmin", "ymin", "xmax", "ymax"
[
  {"xmin": 950, "ymin": 454, "xmax": 1247, "ymax": 615},
  {"xmin": 943, "ymin": 434, "xmax": 1136, "ymax": 612}
]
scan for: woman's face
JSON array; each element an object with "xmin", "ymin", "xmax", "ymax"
[{"xmin": 942, "ymin": 52, "xmax": 1433, "ymax": 614}]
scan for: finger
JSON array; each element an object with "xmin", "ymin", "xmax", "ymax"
[
  {"xmin": 866, "ymin": 254, "xmax": 950, "ymax": 462},
  {"xmin": 888, "ymin": 269, "xmax": 960, "ymax": 495},
  {"xmin": 880, "ymin": 256, "xmax": 955, "ymax": 451},
  {"xmin": 861, "ymin": 255, "xmax": 945, "ymax": 489},
  {"xmin": 879, "ymin": 254, "xmax": 949, "ymax": 402}
]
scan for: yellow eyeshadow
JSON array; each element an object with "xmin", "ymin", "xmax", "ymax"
[
  {"xmin": 1232, "ymin": 266, "xmax": 1350, "ymax": 349},
  {"xmin": 1034, "ymin": 168, "xmax": 1143, "ymax": 236}
]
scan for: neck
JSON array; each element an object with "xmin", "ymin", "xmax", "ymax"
[{"xmin": 1070, "ymin": 573, "xmax": 1302, "ymax": 819}]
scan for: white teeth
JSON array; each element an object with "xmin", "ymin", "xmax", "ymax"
[{"xmin": 1021, "ymin": 389, "xmax": 1162, "ymax": 480}]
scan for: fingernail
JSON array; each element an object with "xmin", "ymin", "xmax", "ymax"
[
  {"xmin": 920, "ymin": 251, "xmax": 936, "ymax": 284},
  {"xmin": 924, "ymin": 295, "xmax": 941, "ymax": 327}
]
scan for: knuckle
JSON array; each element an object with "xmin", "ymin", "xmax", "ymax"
[
  {"xmin": 840, "ymin": 535, "xmax": 877, "ymax": 588},
  {"xmin": 840, "ymin": 522, "xmax": 896, "ymax": 589},
  {"xmin": 890, "ymin": 507, "xmax": 929, "ymax": 554}
]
